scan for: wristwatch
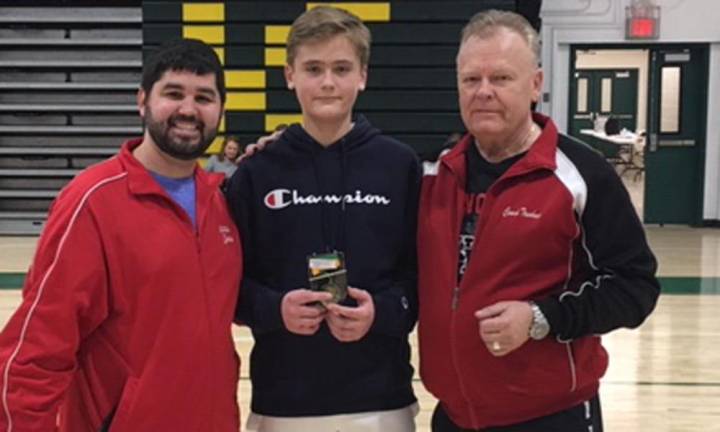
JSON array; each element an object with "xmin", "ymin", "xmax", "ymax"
[{"xmin": 528, "ymin": 301, "xmax": 550, "ymax": 340}]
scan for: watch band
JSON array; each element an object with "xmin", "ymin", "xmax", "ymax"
[{"xmin": 528, "ymin": 301, "xmax": 550, "ymax": 340}]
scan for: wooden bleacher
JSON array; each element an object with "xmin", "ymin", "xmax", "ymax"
[{"xmin": 0, "ymin": 6, "xmax": 141, "ymax": 234}]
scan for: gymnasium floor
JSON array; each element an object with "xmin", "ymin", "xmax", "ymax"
[{"xmin": 1, "ymin": 225, "xmax": 719, "ymax": 431}]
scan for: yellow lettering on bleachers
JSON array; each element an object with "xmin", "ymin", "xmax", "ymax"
[
  {"xmin": 264, "ymin": 48, "xmax": 286, "ymax": 66},
  {"xmin": 206, "ymin": 136, "xmax": 225, "ymax": 154},
  {"xmin": 183, "ymin": 25, "xmax": 225, "ymax": 44},
  {"xmin": 225, "ymin": 71, "xmax": 266, "ymax": 89},
  {"xmin": 306, "ymin": 3, "xmax": 391, "ymax": 22},
  {"xmin": 213, "ymin": 47, "xmax": 225, "ymax": 65},
  {"xmin": 265, "ymin": 26, "xmax": 291, "ymax": 45},
  {"xmin": 182, "ymin": 3, "xmax": 225, "ymax": 22},
  {"xmin": 226, "ymin": 92, "xmax": 267, "ymax": 111}
]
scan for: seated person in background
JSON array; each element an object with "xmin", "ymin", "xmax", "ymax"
[
  {"xmin": 205, "ymin": 136, "xmax": 241, "ymax": 178},
  {"xmin": 604, "ymin": 116, "xmax": 620, "ymax": 135}
]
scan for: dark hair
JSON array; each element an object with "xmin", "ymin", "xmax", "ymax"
[
  {"xmin": 142, "ymin": 38, "xmax": 226, "ymax": 103},
  {"xmin": 604, "ymin": 116, "xmax": 620, "ymax": 135}
]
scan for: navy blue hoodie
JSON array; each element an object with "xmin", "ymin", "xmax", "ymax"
[{"xmin": 225, "ymin": 115, "xmax": 420, "ymax": 416}]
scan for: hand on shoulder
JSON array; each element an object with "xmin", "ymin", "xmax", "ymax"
[{"xmin": 236, "ymin": 129, "xmax": 286, "ymax": 163}]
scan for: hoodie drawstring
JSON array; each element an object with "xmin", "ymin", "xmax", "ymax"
[
  {"xmin": 310, "ymin": 138, "xmax": 349, "ymax": 252},
  {"xmin": 309, "ymin": 154, "xmax": 332, "ymax": 252},
  {"xmin": 338, "ymin": 138, "xmax": 348, "ymax": 251}
]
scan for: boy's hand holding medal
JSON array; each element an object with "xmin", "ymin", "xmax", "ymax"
[
  {"xmin": 325, "ymin": 287, "xmax": 375, "ymax": 342},
  {"xmin": 280, "ymin": 251, "xmax": 375, "ymax": 341},
  {"xmin": 281, "ymin": 289, "xmax": 332, "ymax": 335}
]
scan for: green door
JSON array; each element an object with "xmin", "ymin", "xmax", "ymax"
[
  {"xmin": 644, "ymin": 46, "xmax": 708, "ymax": 224},
  {"xmin": 569, "ymin": 68, "xmax": 638, "ymax": 139}
]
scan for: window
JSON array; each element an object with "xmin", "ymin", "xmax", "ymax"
[
  {"xmin": 577, "ymin": 78, "xmax": 588, "ymax": 112},
  {"xmin": 600, "ymin": 77, "xmax": 612, "ymax": 113},
  {"xmin": 660, "ymin": 66, "xmax": 681, "ymax": 133}
]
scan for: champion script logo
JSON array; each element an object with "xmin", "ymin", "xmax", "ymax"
[
  {"xmin": 502, "ymin": 206, "xmax": 542, "ymax": 220},
  {"xmin": 264, "ymin": 189, "xmax": 391, "ymax": 210}
]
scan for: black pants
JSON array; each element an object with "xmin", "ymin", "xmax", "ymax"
[{"xmin": 431, "ymin": 395, "xmax": 603, "ymax": 432}]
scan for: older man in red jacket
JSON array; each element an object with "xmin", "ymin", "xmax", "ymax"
[{"xmin": 417, "ymin": 9, "xmax": 660, "ymax": 432}]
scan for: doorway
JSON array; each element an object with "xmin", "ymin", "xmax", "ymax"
[
  {"xmin": 569, "ymin": 68, "xmax": 639, "ymax": 137},
  {"xmin": 645, "ymin": 46, "xmax": 708, "ymax": 225},
  {"xmin": 568, "ymin": 46, "xmax": 709, "ymax": 225},
  {"xmin": 569, "ymin": 49, "xmax": 648, "ymax": 218}
]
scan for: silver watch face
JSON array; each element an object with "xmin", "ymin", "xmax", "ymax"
[
  {"xmin": 529, "ymin": 303, "xmax": 550, "ymax": 340},
  {"xmin": 530, "ymin": 320, "xmax": 550, "ymax": 340}
]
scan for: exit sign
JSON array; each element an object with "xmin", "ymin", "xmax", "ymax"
[
  {"xmin": 625, "ymin": 4, "xmax": 660, "ymax": 40},
  {"xmin": 628, "ymin": 17, "xmax": 657, "ymax": 38}
]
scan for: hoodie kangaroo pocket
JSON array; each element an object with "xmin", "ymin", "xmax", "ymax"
[{"xmin": 107, "ymin": 377, "xmax": 139, "ymax": 432}]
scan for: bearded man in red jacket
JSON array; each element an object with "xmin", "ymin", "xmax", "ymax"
[{"xmin": 0, "ymin": 39, "xmax": 243, "ymax": 432}]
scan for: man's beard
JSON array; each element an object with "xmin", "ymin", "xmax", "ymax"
[{"xmin": 144, "ymin": 106, "xmax": 218, "ymax": 161}]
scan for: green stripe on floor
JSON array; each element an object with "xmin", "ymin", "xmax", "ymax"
[
  {"xmin": 0, "ymin": 273, "xmax": 25, "ymax": 289},
  {"xmin": 1, "ymin": 274, "xmax": 720, "ymax": 294},
  {"xmin": 659, "ymin": 277, "xmax": 720, "ymax": 294}
]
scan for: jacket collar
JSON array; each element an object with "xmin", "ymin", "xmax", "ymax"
[
  {"xmin": 440, "ymin": 113, "xmax": 559, "ymax": 186},
  {"xmin": 118, "ymin": 138, "xmax": 224, "ymax": 228}
]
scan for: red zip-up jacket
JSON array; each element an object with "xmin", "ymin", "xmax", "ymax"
[
  {"xmin": 417, "ymin": 115, "xmax": 659, "ymax": 429},
  {"xmin": 0, "ymin": 139, "xmax": 243, "ymax": 432}
]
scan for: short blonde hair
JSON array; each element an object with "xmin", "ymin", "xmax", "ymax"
[
  {"xmin": 286, "ymin": 6, "xmax": 371, "ymax": 67},
  {"xmin": 460, "ymin": 9, "xmax": 540, "ymax": 65}
]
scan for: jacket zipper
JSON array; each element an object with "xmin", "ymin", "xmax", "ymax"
[
  {"xmin": 451, "ymin": 286, "xmax": 460, "ymax": 310},
  {"xmin": 449, "ymin": 304, "xmax": 480, "ymax": 427},
  {"xmin": 447, "ymin": 190, "xmax": 483, "ymax": 428}
]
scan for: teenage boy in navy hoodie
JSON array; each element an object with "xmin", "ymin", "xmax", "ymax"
[{"xmin": 225, "ymin": 6, "xmax": 420, "ymax": 432}]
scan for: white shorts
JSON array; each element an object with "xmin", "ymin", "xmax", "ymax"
[{"xmin": 245, "ymin": 403, "xmax": 419, "ymax": 432}]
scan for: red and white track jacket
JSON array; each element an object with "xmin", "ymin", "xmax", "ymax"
[
  {"xmin": 417, "ymin": 115, "xmax": 659, "ymax": 429},
  {"xmin": 0, "ymin": 139, "xmax": 243, "ymax": 432}
]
